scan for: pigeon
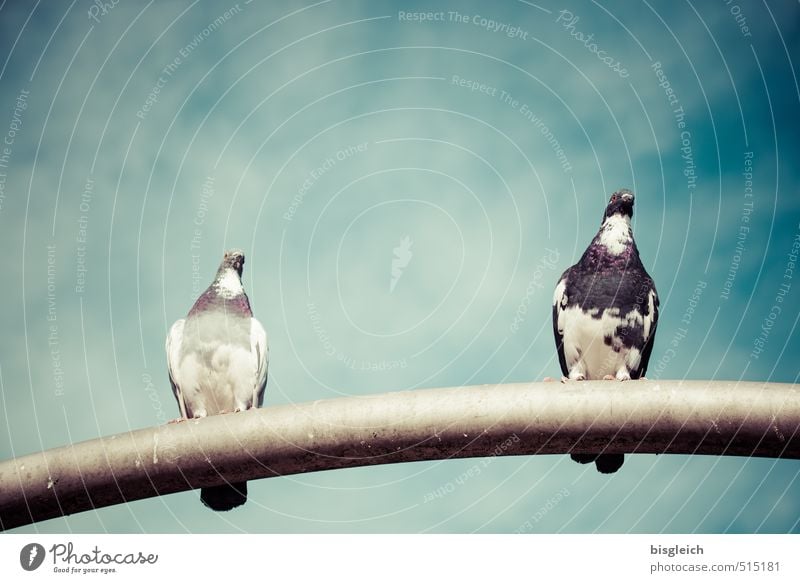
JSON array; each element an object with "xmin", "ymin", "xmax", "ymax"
[
  {"xmin": 552, "ymin": 189, "xmax": 658, "ymax": 473},
  {"xmin": 166, "ymin": 249, "xmax": 268, "ymax": 510}
]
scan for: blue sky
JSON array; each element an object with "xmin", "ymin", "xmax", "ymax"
[{"xmin": 1, "ymin": 0, "xmax": 799, "ymax": 533}]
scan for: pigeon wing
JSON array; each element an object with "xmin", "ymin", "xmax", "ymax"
[
  {"xmin": 634, "ymin": 286, "xmax": 659, "ymax": 378},
  {"xmin": 552, "ymin": 271, "xmax": 570, "ymax": 377},
  {"xmin": 166, "ymin": 318, "xmax": 188, "ymax": 419},
  {"xmin": 250, "ymin": 317, "xmax": 269, "ymax": 408}
]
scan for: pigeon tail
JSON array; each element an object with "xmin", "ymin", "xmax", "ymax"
[
  {"xmin": 570, "ymin": 453, "xmax": 597, "ymax": 465},
  {"xmin": 201, "ymin": 482, "xmax": 247, "ymax": 511},
  {"xmin": 594, "ymin": 454, "xmax": 624, "ymax": 474},
  {"xmin": 570, "ymin": 453, "xmax": 624, "ymax": 474}
]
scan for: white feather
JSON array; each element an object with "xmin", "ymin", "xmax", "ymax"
[
  {"xmin": 166, "ymin": 319, "xmax": 188, "ymax": 419},
  {"xmin": 553, "ymin": 278, "xmax": 567, "ymax": 307},
  {"xmin": 598, "ymin": 214, "xmax": 632, "ymax": 255},
  {"xmin": 644, "ymin": 288, "xmax": 657, "ymax": 340},
  {"xmin": 559, "ymin": 305, "xmax": 644, "ymax": 380},
  {"xmin": 250, "ymin": 317, "xmax": 269, "ymax": 407},
  {"xmin": 214, "ymin": 269, "xmax": 244, "ymax": 299},
  {"xmin": 166, "ymin": 314, "xmax": 267, "ymax": 417}
]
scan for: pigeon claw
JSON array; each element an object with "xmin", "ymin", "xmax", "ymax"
[
  {"xmin": 216, "ymin": 407, "xmax": 244, "ymax": 415},
  {"xmin": 602, "ymin": 375, "xmax": 615, "ymax": 381},
  {"xmin": 562, "ymin": 374, "xmax": 587, "ymax": 382}
]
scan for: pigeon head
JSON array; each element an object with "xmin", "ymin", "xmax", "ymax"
[
  {"xmin": 209, "ymin": 249, "xmax": 246, "ymax": 299},
  {"xmin": 219, "ymin": 249, "xmax": 245, "ymax": 277},
  {"xmin": 603, "ymin": 189, "xmax": 634, "ymax": 219}
]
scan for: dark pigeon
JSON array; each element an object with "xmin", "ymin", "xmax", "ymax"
[
  {"xmin": 167, "ymin": 249, "xmax": 268, "ymax": 510},
  {"xmin": 552, "ymin": 189, "xmax": 658, "ymax": 474}
]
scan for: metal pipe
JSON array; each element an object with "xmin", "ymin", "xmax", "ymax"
[{"xmin": 1, "ymin": 380, "xmax": 798, "ymax": 530}]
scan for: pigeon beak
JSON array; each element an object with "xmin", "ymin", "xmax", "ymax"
[{"xmin": 621, "ymin": 192, "xmax": 633, "ymax": 203}]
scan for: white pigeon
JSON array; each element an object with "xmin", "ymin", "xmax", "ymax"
[{"xmin": 166, "ymin": 249, "xmax": 268, "ymax": 510}]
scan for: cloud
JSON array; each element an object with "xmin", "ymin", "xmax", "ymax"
[{"xmin": 2, "ymin": 0, "xmax": 799, "ymax": 533}]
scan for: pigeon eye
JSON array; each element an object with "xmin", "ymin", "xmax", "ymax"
[{"xmin": 610, "ymin": 194, "xmax": 617, "ymax": 202}]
